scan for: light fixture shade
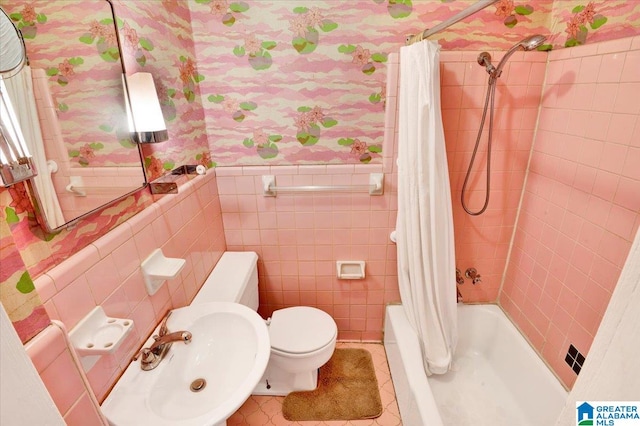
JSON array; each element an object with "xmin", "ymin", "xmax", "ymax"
[{"xmin": 125, "ymin": 72, "xmax": 168, "ymax": 143}]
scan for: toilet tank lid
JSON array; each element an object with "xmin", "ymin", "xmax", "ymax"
[
  {"xmin": 269, "ymin": 307, "xmax": 337, "ymax": 354},
  {"xmin": 191, "ymin": 251, "xmax": 258, "ymax": 305}
]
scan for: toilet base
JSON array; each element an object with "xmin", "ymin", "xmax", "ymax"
[{"xmin": 252, "ymin": 365, "xmax": 319, "ymax": 396}]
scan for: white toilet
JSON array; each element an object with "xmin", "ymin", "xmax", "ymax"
[{"xmin": 191, "ymin": 251, "xmax": 338, "ymax": 396}]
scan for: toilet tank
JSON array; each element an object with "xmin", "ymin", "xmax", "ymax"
[{"xmin": 191, "ymin": 251, "xmax": 259, "ymax": 311}]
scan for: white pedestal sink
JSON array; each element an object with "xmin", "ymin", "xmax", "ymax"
[{"xmin": 101, "ymin": 302, "xmax": 270, "ymax": 426}]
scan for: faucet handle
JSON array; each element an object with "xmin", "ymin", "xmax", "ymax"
[
  {"xmin": 133, "ymin": 348, "xmax": 157, "ymax": 364},
  {"xmin": 158, "ymin": 310, "xmax": 173, "ymax": 336},
  {"xmin": 465, "ymin": 267, "xmax": 482, "ymax": 285}
]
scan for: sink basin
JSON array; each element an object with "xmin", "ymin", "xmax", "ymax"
[{"xmin": 101, "ymin": 302, "xmax": 270, "ymax": 426}]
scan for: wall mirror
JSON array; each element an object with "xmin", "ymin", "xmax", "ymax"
[{"xmin": 0, "ymin": 0, "xmax": 146, "ymax": 232}]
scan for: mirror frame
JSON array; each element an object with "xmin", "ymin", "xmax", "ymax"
[
  {"xmin": 0, "ymin": 6, "xmax": 27, "ymax": 76},
  {"xmin": 16, "ymin": 0, "xmax": 148, "ymax": 233}
]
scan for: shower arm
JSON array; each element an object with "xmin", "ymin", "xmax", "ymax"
[
  {"xmin": 480, "ymin": 35, "xmax": 546, "ymax": 80},
  {"xmin": 477, "ymin": 45, "xmax": 520, "ymax": 83}
]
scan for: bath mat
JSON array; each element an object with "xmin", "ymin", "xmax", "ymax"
[{"xmin": 282, "ymin": 348, "xmax": 383, "ymax": 421}]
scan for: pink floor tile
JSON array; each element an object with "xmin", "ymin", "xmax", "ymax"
[{"xmin": 229, "ymin": 342, "xmax": 402, "ymax": 426}]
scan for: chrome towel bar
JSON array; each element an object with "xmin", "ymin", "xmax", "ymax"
[{"xmin": 262, "ymin": 173, "xmax": 384, "ymax": 196}]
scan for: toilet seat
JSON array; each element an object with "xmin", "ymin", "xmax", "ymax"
[{"xmin": 268, "ymin": 307, "xmax": 337, "ymax": 354}]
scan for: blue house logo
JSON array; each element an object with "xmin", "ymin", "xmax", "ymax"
[{"xmin": 577, "ymin": 402, "xmax": 594, "ymax": 425}]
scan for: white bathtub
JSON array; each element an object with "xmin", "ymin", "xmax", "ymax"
[{"xmin": 384, "ymin": 304, "xmax": 567, "ymax": 425}]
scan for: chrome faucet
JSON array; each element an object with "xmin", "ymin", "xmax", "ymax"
[
  {"xmin": 465, "ymin": 267, "xmax": 482, "ymax": 284},
  {"xmin": 455, "ymin": 268, "xmax": 465, "ymax": 303},
  {"xmin": 133, "ymin": 311, "xmax": 192, "ymax": 371}
]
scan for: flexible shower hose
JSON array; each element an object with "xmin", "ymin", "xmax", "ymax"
[{"xmin": 460, "ymin": 77, "xmax": 498, "ymax": 216}]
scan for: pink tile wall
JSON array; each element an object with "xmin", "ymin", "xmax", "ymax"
[
  {"xmin": 30, "ymin": 172, "xmax": 226, "ymax": 402},
  {"xmin": 439, "ymin": 49, "xmax": 548, "ymax": 301},
  {"xmin": 216, "ymin": 164, "xmax": 400, "ymax": 342},
  {"xmin": 25, "ymin": 323, "xmax": 106, "ymax": 425},
  {"xmin": 214, "ymin": 54, "xmax": 401, "ymax": 342},
  {"xmin": 500, "ymin": 35, "xmax": 640, "ymax": 388}
]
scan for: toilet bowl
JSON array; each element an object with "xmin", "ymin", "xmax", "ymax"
[
  {"xmin": 191, "ymin": 251, "xmax": 338, "ymax": 396},
  {"xmin": 254, "ymin": 305, "xmax": 337, "ymax": 395}
]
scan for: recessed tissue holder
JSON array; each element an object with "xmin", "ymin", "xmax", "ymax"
[
  {"xmin": 141, "ymin": 248, "xmax": 186, "ymax": 295},
  {"xmin": 69, "ymin": 306, "xmax": 133, "ymax": 371},
  {"xmin": 336, "ymin": 261, "xmax": 366, "ymax": 279}
]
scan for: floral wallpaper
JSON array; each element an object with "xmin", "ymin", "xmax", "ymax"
[
  {"xmin": 1, "ymin": 0, "xmax": 640, "ymax": 341},
  {"xmin": 548, "ymin": 0, "xmax": 640, "ymax": 48},
  {"xmin": 190, "ymin": 0, "xmax": 639, "ymax": 167},
  {"xmin": 0, "ymin": 198, "xmax": 50, "ymax": 343},
  {"xmin": 189, "ymin": 0, "xmax": 552, "ymax": 167}
]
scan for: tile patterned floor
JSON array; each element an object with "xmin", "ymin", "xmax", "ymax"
[{"xmin": 228, "ymin": 342, "xmax": 402, "ymax": 426}]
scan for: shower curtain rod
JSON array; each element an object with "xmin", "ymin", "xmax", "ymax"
[{"xmin": 406, "ymin": 0, "xmax": 499, "ymax": 45}]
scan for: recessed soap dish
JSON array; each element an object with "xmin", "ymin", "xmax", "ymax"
[
  {"xmin": 141, "ymin": 248, "xmax": 186, "ymax": 296},
  {"xmin": 69, "ymin": 306, "xmax": 134, "ymax": 357}
]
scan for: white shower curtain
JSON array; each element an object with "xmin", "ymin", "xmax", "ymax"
[
  {"xmin": 396, "ymin": 40, "xmax": 457, "ymax": 375},
  {"xmin": 3, "ymin": 66, "xmax": 65, "ymax": 228}
]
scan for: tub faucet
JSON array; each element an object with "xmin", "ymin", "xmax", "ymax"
[
  {"xmin": 133, "ymin": 311, "xmax": 192, "ymax": 371},
  {"xmin": 465, "ymin": 268, "xmax": 482, "ymax": 284}
]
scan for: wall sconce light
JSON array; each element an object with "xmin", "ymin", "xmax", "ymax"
[
  {"xmin": 124, "ymin": 72, "xmax": 168, "ymax": 143},
  {"xmin": 0, "ymin": 78, "xmax": 37, "ymax": 186},
  {"xmin": 0, "ymin": 8, "xmax": 35, "ymax": 187}
]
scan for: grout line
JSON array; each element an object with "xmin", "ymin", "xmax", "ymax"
[{"xmin": 497, "ymin": 50, "xmax": 551, "ymax": 301}]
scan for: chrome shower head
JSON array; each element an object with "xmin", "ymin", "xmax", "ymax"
[
  {"xmin": 517, "ymin": 34, "xmax": 547, "ymax": 51},
  {"xmin": 493, "ymin": 34, "xmax": 546, "ymax": 78},
  {"xmin": 478, "ymin": 35, "xmax": 547, "ymax": 81}
]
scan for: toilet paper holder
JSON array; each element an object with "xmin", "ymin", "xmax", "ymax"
[{"xmin": 336, "ymin": 261, "xmax": 366, "ymax": 280}]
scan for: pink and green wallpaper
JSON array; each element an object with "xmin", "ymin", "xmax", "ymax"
[
  {"xmin": 190, "ymin": 0, "xmax": 639, "ymax": 167},
  {"xmin": 1, "ymin": 0, "xmax": 639, "ymax": 341},
  {"xmin": 0, "ymin": 201, "xmax": 50, "ymax": 343},
  {"xmin": 548, "ymin": 0, "xmax": 640, "ymax": 48},
  {"xmin": 189, "ymin": 0, "xmax": 552, "ymax": 167}
]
